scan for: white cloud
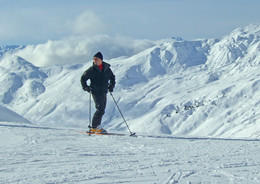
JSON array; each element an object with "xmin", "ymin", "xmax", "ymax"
[
  {"xmin": 0, "ymin": 9, "xmax": 106, "ymax": 44},
  {"xmin": 66, "ymin": 11, "xmax": 105, "ymax": 36},
  {"xmin": 16, "ymin": 35, "xmax": 156, "ymax": 67}
]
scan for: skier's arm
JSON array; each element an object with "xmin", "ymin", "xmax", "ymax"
[
  {"xmin": 80, "ymin": 68, "xmax": 92, "ymax": 89},
  {"xmin": 109, "ymin": 69, "xmax": 116, "ymax": 87}
]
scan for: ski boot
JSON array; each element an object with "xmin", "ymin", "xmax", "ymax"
[{"xmin": 91, "ymin": 125, "xmax": 107, "ymax": 134}]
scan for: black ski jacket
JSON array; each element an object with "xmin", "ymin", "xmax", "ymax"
[{"xmin": 81, "ymin": 61, "xmax": 115, "ymax": 94}]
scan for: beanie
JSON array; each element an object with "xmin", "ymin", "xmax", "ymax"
[{"xmin": 93, "ymin": 52, "xmax": 103, "ymax": 60}]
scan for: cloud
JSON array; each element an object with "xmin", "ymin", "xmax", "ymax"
[
  {"xmin": 0, "ymin": 9, "xmax": 106, "ymax": 44},
  {"xmin": 16, "ymin": 35, "xmax": 156, "ymax": 67},
  {"xmin": 66, "ymin": 11, "xmax": 105, "ymax": 36}
]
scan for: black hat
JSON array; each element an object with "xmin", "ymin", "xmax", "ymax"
[{"xmin": 93, "ymin": 52, "xmax": 103, "ymax": 60}]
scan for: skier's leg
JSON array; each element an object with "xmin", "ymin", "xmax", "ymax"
[{"xmin": 92, "ymin": 93, "xmax": 107, "ymax": 128}]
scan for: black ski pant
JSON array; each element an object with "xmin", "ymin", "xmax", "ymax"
[{"xmin": 92, "ymin": 93, "xmax": 107, "ymax": 128}]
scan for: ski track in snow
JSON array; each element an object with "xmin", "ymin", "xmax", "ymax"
[{"xmin": 1, "ymin": 122, "xmax": 260, "ymax": 184}]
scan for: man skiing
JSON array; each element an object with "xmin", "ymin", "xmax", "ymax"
[{"xmin": 81, "ymin": 52, "xmax": 115, "ymax": 133}]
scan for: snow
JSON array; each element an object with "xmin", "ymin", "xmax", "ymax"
[
  {"xmin": 1, "ymin": 122, "xmax": 260, "ymax": 184},
  {"xmin": 0, "ymin": 45, "xmax": 25, "ymax": 58},
  {"xmin": 0, "ymin": 24, "xmax": 260, "ymax": 183},
  {"xmin": 0, "ymin": 105, "xmax": 31, "ymax": 124}
]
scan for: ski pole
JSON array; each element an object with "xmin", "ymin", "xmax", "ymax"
[
  {"xmin": 110, "ymin": 92, "xmax": 135, "ymax": 136},
  {"xmin": 88, "ymin": 91, "xmax": 92, "ymax": 132}
]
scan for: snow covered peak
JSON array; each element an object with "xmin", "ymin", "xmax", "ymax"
[
  {"xmin": 0, "ymin": 56, "xmax": 47, "ymax": 105},
  {"xmin": 222, "ymin": 24, "xmax": 260, "ymax": 47},
  {"xmin": 229, "ymin": 24, "xmax": 260, "ymax": 38},
  {"xmin": 115, "ymin": 39, "xmax": 211, "ymax": 85},
  {"xmin": 0, "ymin": 45, "xmax": 25, "ymax": 58},
  {"xmin": 1, "ymin": 55, "xmax": 37, "ymax": 71},
  {"xmin": 206, "ymin": 24, "xmax": 260, "ymax": 69}
]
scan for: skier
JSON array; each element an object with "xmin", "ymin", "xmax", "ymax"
[{"xmin": 81, "ymin": 52, "xmax": 115, "ymax": 133}]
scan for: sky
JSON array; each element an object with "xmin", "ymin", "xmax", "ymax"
[{"xmin": 0, "ymin": 0, "xmax": 259, "ymax": 45}]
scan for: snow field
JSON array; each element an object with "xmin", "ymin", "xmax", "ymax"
[{"xmin": 0, "ymin": 122, "xmax": 259, "ymax": 184}]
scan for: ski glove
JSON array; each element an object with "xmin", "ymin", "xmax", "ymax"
[
  {"xmin": 83, "ymin": 86, "xmax": 92, "ymax": 93},
  {"xmin": 108, "ymin": 85, "xmax": 114, "ymax": 92}
]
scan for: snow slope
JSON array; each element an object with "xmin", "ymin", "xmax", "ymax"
[
  {"xmin": 0, "ymin": 24, "xmax": 260, "ymax": 139},
  {"xmin": 0, "ymin": 122, "xmax": 260, "ymax": 184},
  {"xmin": 0, "ymin": 105, "xmax": 31, "ymax": 124}
]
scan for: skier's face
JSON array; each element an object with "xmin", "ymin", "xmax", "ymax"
[{"xmin": 93, "ymin": 57, "xmax": 102, "ymax": 66}]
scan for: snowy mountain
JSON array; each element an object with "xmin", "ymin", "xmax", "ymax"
[
  {"xmin": 206, "ymin": 24, "xmax": 260, "ymax": 69},
  {"xmin": 0, "ymin": 45, "xmax": 25, "ymax": 57},
  {"xmin": 0, "ymin": 55, "xmax": 47, "ymax": 104},
  {"xmin": 0, "ymin": 24, "xmax": 260, "ymax": 138}
]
